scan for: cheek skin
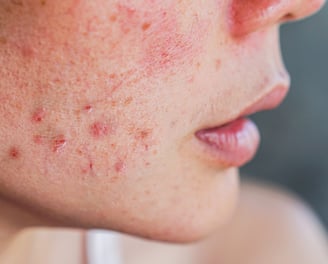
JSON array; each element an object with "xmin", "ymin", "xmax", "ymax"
[{"xmin": 0, "ymin": 0, "xmax": 209, "ymax": 179}]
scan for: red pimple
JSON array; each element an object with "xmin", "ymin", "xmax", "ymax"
[
  {"xmin": 9, "ymin": 147, "xmax": 20, "ymax": 159},
  {"xmin": 52, "ymin": 135, "xmax": 67, "ymax": 153},
  {"xmin": 32, "ymin": 107, "xmax": 46, "ymax": 123},
  {"xmin": 90, "ymin": 121, "xmax": 110, "ymax": 138},
  {"xmin": 114, "ymin": 160, "xmax": 125, "ymax": 173},
  {"xmin": 84, "ymin": 105, "xmax": 93, "ymax": 113}
]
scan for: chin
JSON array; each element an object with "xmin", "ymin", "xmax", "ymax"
[{"xmin": 100, "ymin": 169, "xmax": 240, "ymax": 244}]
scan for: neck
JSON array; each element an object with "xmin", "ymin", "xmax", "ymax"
[{"xmin": 0, "ymin": 198, "xmax": 41, "ymax": 249}]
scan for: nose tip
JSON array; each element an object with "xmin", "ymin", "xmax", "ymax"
[{"xmin": 229, "ymin": 0, "xmax": 326, "ymax": 37}]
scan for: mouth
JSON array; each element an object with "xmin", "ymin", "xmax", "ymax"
[{"xmin": 195, "ymin": 85, "xmax": 288, "ymax": 167}]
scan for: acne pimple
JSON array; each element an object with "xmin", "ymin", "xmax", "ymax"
[
  {"xmin": 9, "ymin": 147, "xmax": 20, "ymax": 159},
  {"xmin": 52, "ymin": 135, "xmax": 67, "ymax": 153},
  {"xmin": 89, "ymin": 121, "xmax": 110, "ymax": 138},
  {"xmin": 32, "ymin": 107, "xmax": 46, "ymax": 123},
  {"xmin": 114, "ymin": 160, "xmax": 125, "ymax": 173},
  {"xmin": 84, "ymin": 105, "xmax": 93, "ymax": 113}
]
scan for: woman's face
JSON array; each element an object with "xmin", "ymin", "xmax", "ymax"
[{"xmin": 0, "ymin": 0, "xmax": 324, "ymax": 242}]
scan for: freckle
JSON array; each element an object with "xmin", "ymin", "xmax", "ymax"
[
  {"xmin": 109, "ymin": 73, "xmax": 117, "ymax": 79},
  {"xmin": 144, "ymin": 190, "xmax": 151, "ymax": 195},
  {"xmin": 114, "ymin": 160, "xmax": 125, "ymax": 173},
  {"xmin": 109, "ymin": 14, "xmax": 117, "ymax": 22},
  {"xmin": 196, "ymin": 62, "xmax": 201, "ymax": 69},
  {"xmin": 142, "ymin": 22, "xmax": 151, "ymax": 31},
  {"xmin": 90, "ymin": 122, "xmax": 110, "ymax": 138},
  {"xmin": 32, "ymin": 107, "xmax": 46, "ymax": 123},
  {"xmin": 124, "ymin": 97, "xmax": 133, "ymax": 106},
  {"xmin": 215, "ymin": 59, "xmax": 221, "ymax": 70},
  {"xmin": 40, "ymin": 0, "xmax": 46, "ymax": 5},
  {"xmin": 9, "ymin": 147, "xmax": 20, "ymax": 159},
  {"xmin": 110, "ymin": 143, "xmax": 117, "ymax": 148},
  {"xmin": 52, "ymin": 135, "xmax": 67, "ymax": 153}
]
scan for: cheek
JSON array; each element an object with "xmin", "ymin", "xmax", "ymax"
[{"xmin": 0, "ymin": 0, "xmax": 209, "ymax": 182}]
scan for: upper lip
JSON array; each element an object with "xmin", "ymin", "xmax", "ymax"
[
  {"xmin": 198, "ymin": 83, "xmax": 289, "ymax": 131},
  {"xmin": 239, "ymin": 84, "xmax": 289, "ymax": 118}
]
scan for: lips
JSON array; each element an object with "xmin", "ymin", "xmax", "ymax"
[{"xmin": 195, "ymin": 85, "xmax": 288, "ymax": 167}]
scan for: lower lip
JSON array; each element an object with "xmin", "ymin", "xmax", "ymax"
[{"xmin": 195, "ymin": 118, "xmax": 260, "ymax": 167}]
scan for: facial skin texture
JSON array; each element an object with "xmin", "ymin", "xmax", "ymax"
[{"xmin": 0, "ymin": 0, "xmax": 325, "ymax": 242}]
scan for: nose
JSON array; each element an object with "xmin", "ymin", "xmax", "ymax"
[{"xmin": 229, "ymin": 0, "xmax": 326, "ymax": 36}]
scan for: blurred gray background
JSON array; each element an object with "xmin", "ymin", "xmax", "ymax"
[{"xmin": 242, "ymin": 5, "xmax": 328, "ymax": 229}]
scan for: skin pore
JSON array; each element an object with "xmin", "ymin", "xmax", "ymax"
[{"xmin": 0, "ymin": 0, "xmax": 326, "ymax": 261}]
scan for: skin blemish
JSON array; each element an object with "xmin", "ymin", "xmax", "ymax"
[
  {"xmin": 9, "ymin": 147, "xmax": 20, "ymax": 159},
  {"xmin": 32, "ymin": 107, "xmax": 46, "ymax": 123},
  {"xmin": 215, "ymin": 59, "xmax": 222, "ymax": 70},
  {"xmin": 40, "ymin": 0, "xmax": 46, "ymax": 6},
  {"xmin": 142, "ymin": 22, "xmax": 151, "ymax": 31},
  {"xmin": 89, "ymin": 121, "xmax": 110, "ymax": 138},
  {"xmin": 21, "ymin": 46, "xmax": 35, "ymax": 58},
  {"xmin": 83, "ymin": 105, "xmax": 93, "ymax": 113},
  {"xmin": 124, "ymin": 97, "xmax": 133, "ymax": 106},
  {"xmin": 109, "ymin": 14, "xmax": 118, "ymax": 22},
  {"xmin": 52, "ymin": 135, "xmax": 67, "ymax": 153},
  {"xmin": 33, "ymin": 134, "xmax": 44, "ymax": 144},
  {"xmin": 114, "ymin": 160, "xmax": 125, "ymax": 173}
]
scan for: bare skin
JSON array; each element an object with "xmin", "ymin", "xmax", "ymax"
[
  {"xmin": 0, "ymin": 182, "xmax": 327, "ymax": 263},
  {"xmin": 0, "ymin": 0, "xmax": 327, "ymax": 263}
]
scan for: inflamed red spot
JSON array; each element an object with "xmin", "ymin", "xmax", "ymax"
[
  {"xmin": 9, "ymin": 147, "xmax": 20, "ymax": 159},
  {"xmin": 90, "ymin": 121, "xmax": 110, "ymax": 138},
  {"xmin": 32, "ymin": 107, "xmax": 46, "ymax": 123},
  {"xmin": 84, "ymin": 105, "xmax": 93, "ymax": 113},
  {"xmin": 114, "ymin": 160, "xmax": 125, "ymax": 173},
  {"xmin": 52, "ymin": 135, "xmax": 67, "ymax": 153}
]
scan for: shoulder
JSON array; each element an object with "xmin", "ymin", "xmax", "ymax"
[{"xmin": 207, "ymin": 180, "xmax": 328, "ymax": 264}]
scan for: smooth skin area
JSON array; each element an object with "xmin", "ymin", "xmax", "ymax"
[{"xmin": 0, "ymin": 0, "xmax": 326, "ymax": 256}]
